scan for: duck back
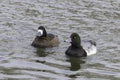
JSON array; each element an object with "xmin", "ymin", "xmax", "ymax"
[{"xmin": 32, "ymin": 34, "xmax": 59, "ymax": 48}]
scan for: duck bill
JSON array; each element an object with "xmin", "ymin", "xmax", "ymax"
[{"xmin": 64, "ymin": 39, "xmax": 72, "ymax": 43}]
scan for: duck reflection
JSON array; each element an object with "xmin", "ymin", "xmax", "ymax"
[
  {"xmin": 36, "ymin": 48, "xmax": 47, "ymax": 57},
  {"xmin": 35, "ymin": 48, "xmax": 54, "ymax": 57},
  {"xmin": 67, "ymin": 57, "xmax": 85, "ymax": 71}
]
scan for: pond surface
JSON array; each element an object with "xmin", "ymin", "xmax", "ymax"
[{"xmin": 0, "ymin": 0, "xmax": 120, "ymax": 80}]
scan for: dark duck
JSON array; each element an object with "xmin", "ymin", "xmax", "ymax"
[
  {"xmin": 65, "ymin": 33, "xmax": 97, "ymax": 57},
  {"xmin": 31, "ymin": 26, "xmax": 59, "ymax": 48}
]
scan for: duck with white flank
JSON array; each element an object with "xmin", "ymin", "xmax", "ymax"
[{"xmin": 65, "ymin": 33, "xmax": 97, "ymax": 57}]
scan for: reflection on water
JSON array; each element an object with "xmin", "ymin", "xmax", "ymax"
[
  {"xmin": 67, "ymin": 57, "xmax": 85, "ymax": 71},
  {"xmin": 0, "ymin": 0, "xmax": 120, "ymax": 80},
  {"xmin": 36, "ymin": 48, "xmax": 47, "ymax": 57},
  {"xmin": 36, "ymin": 47, "xmax": 55, "ymax": 57}
]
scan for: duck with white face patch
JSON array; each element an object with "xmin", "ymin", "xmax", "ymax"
[{"xmin": 31, "ymin": 26, "xmax": 60, "ymax": 48}]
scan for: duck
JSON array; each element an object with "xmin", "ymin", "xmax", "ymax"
[
  {"xmin": 65, "ymin": 33, "xmax": 97, "ymax": 57},
  {"xmin": 31, "ymin": 26, "xmax": 59, "ymax": 48}
]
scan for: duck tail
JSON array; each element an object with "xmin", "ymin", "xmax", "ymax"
[{"xmin": 89, "ymin": 40, "xmax": 96, "ymax": 46}]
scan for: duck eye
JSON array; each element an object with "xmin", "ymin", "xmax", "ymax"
[{"xmin": 73, "ymin": 36, "xmax": 76, "ymax": 39}]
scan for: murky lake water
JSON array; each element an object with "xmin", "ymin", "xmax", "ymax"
[{"xmin": 0, "ymin": 0, "xmax": 120, "ymax": 80}]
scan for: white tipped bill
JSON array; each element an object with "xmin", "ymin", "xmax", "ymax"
[{"xmin": 64, "ymin": 39, "xmax": 71, "ymax": 43}]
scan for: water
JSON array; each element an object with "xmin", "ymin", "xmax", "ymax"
[{"xmin": 0, "ymin": 0, "xmax": 120, "ymax": 80}]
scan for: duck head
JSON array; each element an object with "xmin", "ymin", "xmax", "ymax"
[
  {"xmin": 70, "ymin": 33, "xmax": 81, "ymax": 48},
  {"xmin": 36, "ymin": 26, "xmax": 47, "ymax": 37}
]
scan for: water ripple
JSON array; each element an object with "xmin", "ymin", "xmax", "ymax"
[{"xmin": 0, "ymin": 0, "xmax": 120, "ymax": 80}]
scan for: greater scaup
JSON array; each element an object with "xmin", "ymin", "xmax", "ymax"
[{"xmin": 65, "ymin": 33, "xmax": 97, "ymax": 57}]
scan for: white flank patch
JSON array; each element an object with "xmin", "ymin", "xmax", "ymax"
[
  {"xmin": 85, "ymin": 45, "xmax": 97, "ymax": 56},
  {"xmin": 82, "ymin": 40, "xmax": 97, "ymax": 56}
]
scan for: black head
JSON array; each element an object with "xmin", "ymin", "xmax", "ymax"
[
  {"xmin": 37, "ymin": 26, "xmax": 47, "ymax": 37},
  {"xmin": 70, "ymin": 33, "xmax": 81, "ymax": 48}
]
